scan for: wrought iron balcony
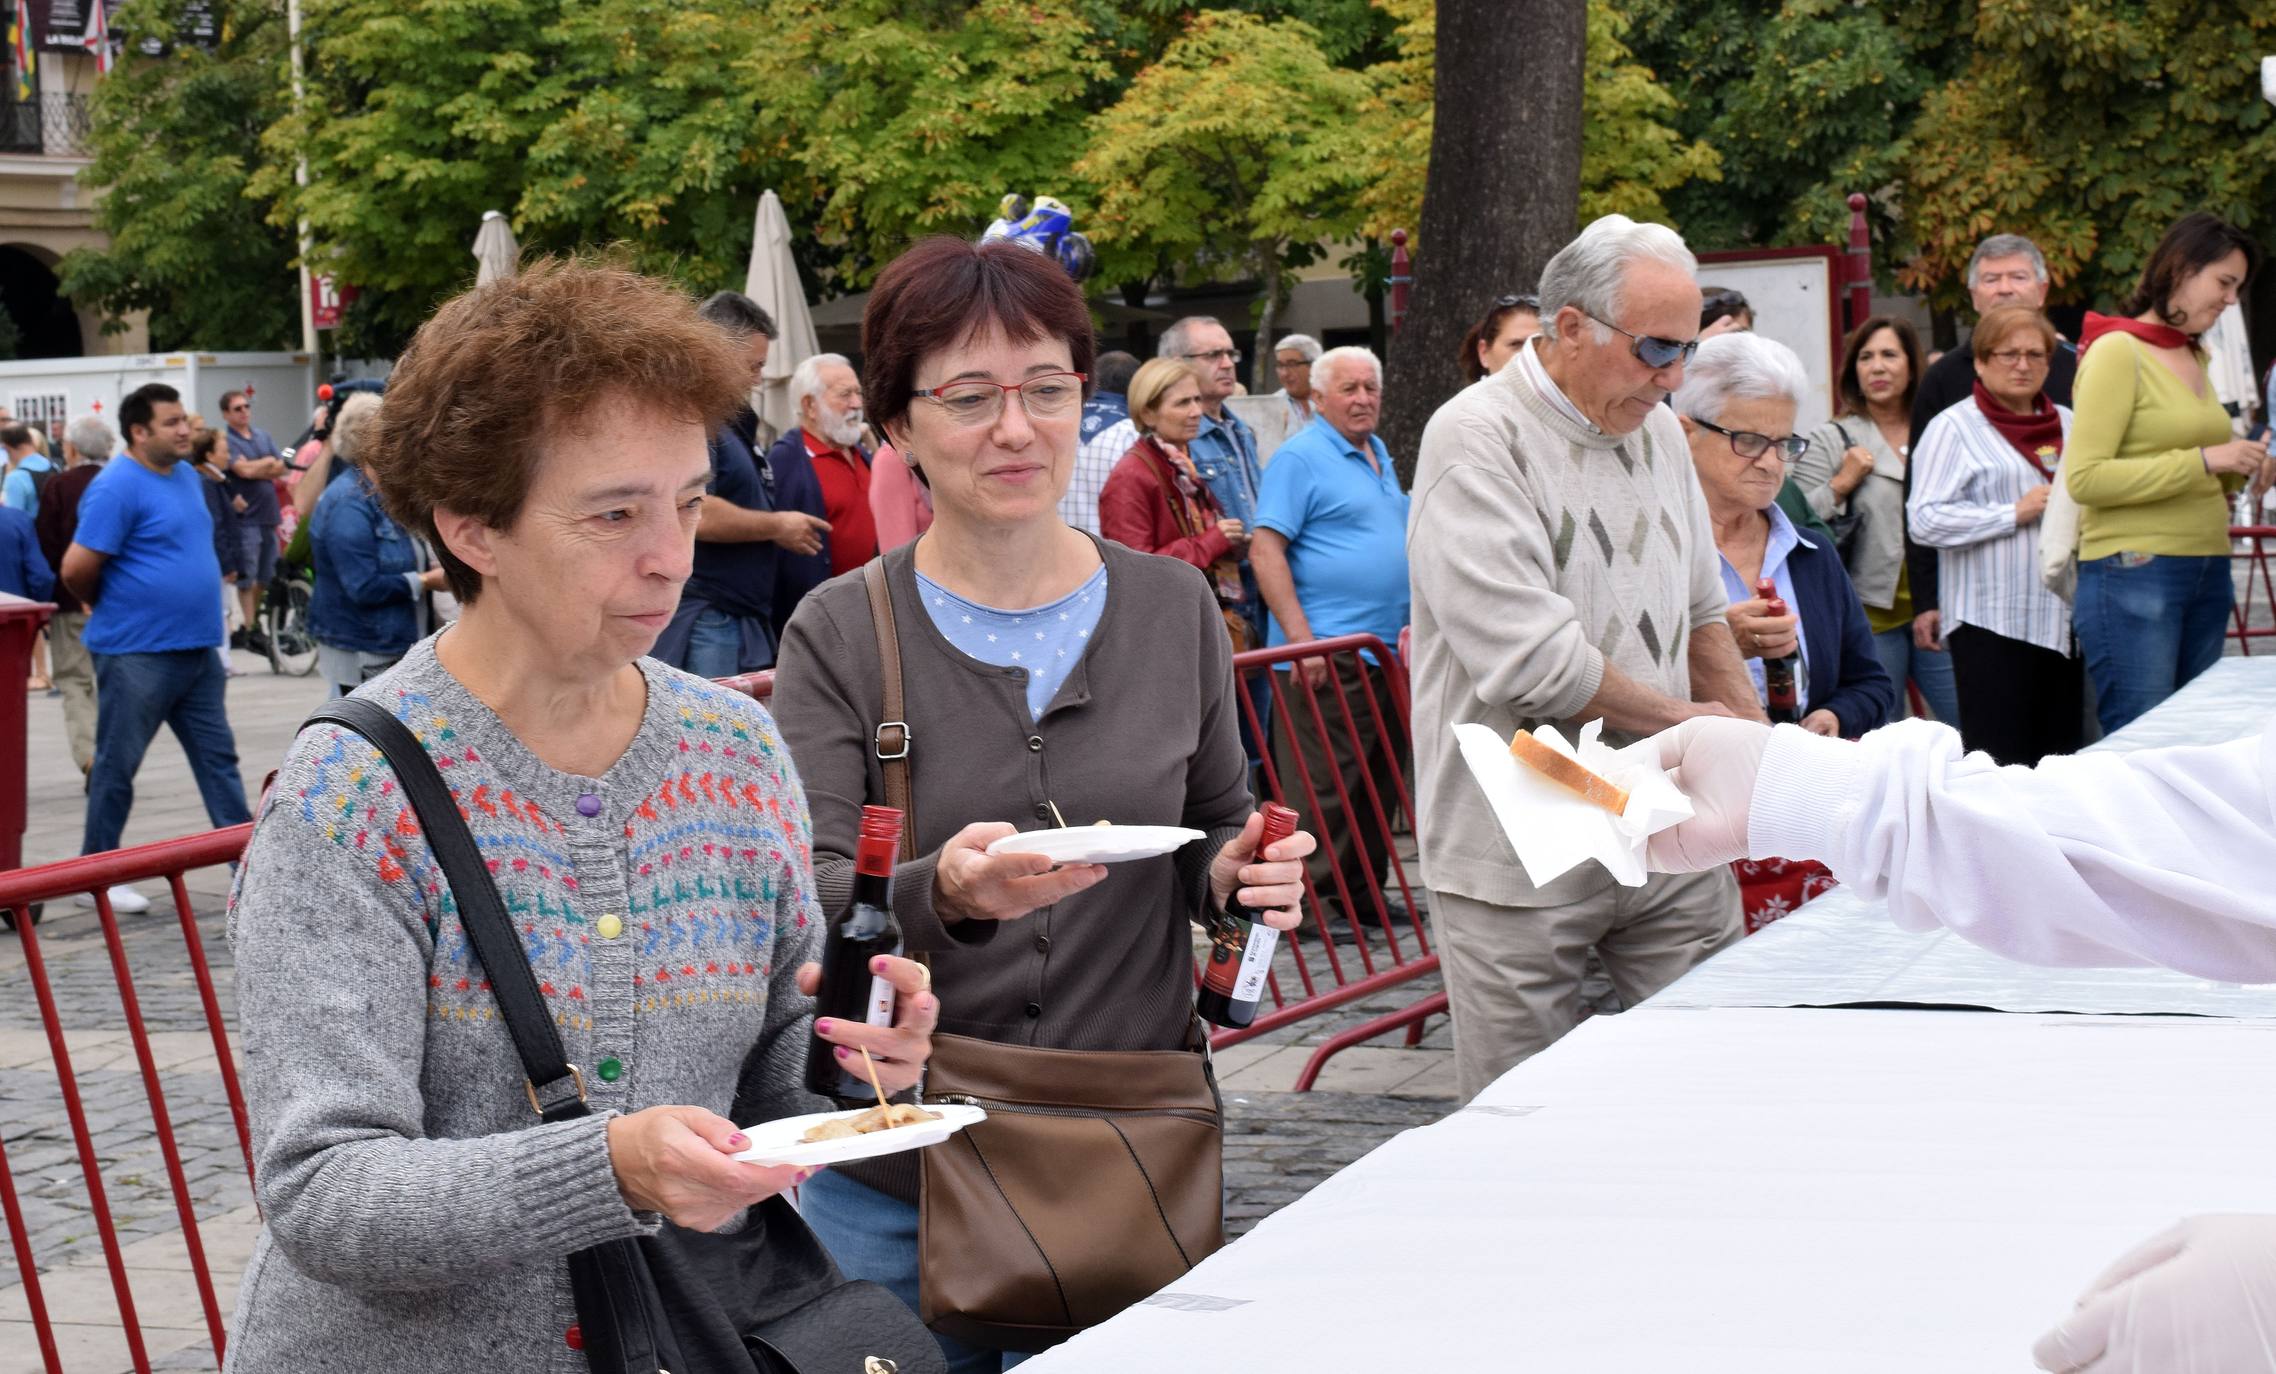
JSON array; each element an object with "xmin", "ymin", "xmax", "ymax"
[{"xmin": 0, "ymin": 92, "xmax": 91, "ymax": 157}]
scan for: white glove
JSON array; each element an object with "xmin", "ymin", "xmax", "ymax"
[
  {"xmin": 1641, "ymin": 716, "xmax": 1774, "ymax": 872},
  {"xmin": 2033, "ymin": 1215, "xmax": 2276, "ymax": 1372}
]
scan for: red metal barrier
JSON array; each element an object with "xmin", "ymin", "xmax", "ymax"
[
  {"xmin": 0, "ymin": 825, "xmax": 256, "ymax": 1372},
  {"xmin": 0, "ymin": 593, "xmax": 54, "ymax": 872},
  {"xmin": 1216, "ymin": 634, "xmax": 1442, "ymax": 1089},
  {"xmin": 2232, "ymin": 527, "xmax": 2276, "ymax": 654}
]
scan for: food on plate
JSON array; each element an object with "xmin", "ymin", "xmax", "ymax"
[
  {"xmin": 1093, "ymin": 819, "xmax": 1113, "ymax": 827},
  {"xmin": 800, "ymin": 1103, "xmax": 943, "ymax": 1143},
  {"xmin": 1506, "ymin": 731, "xmax": 1630, "ymax": 816}
]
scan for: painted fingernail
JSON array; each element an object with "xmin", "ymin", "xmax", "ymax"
[
  {"xmin": 797, "ymin": 1168, "xmax": 817, "ymax": 1183},
  {"xmin": 870, "ymin": 956, "xmax": 889, "ymax": 974},
  {"xmin": 814, "ymin": 1019, "xmax": 833, "ymax": 1036},
  {"xmin": 726, "ymin": 1133, "xmax": 748, "ymax": 1149},
  {"xmin": 835, "ymin": 1046, "xmax": 851, "ymax": 1060}
]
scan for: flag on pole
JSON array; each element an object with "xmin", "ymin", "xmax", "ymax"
[
  {"xmin": 9, "ymin": 0, "xmax": 34, "ymax": 100},
  {"xmin": 81, "ymin": 0, "xmax": 111, "ymax": 74}
]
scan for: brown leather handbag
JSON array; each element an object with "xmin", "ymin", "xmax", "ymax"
[{"xmin": 860, "ymin": 562, "xmax": 1227, "ymax": 1354}]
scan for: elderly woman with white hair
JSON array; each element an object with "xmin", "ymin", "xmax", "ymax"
[
  {"xmin": 305, "ymin": 392, "xmax": 448, "ymax": 696},
  {"xmin": 1674, "ymin": 333, "xmax": 1895, "ymax": 739},
  {"xmin": 764, "ymin": 350, "xmax": 872, "ymax": 628}
]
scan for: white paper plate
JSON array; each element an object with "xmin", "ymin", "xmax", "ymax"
[
  {"xmin": 730, "ymin": 1103, "xmax": 987, "ymax": 1168},
  {"xmin": 985, "ymin": 825, "xmax": 1206, "ymax": 865}
]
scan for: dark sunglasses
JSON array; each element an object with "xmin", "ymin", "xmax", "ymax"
[
  {"xmin": 1494, "ymin": 293, "xmax": 1541, "ymax": 310},
  {"xmin": 1586, "ymin": 312, "xmax": 1701, "ymax": 370},
  {"xmin": 1693, "ymin": 417, "xmax": 1808, "ymax": 462}
]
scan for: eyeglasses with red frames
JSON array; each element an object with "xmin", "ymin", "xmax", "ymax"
[{"xmin": 911, "ymin": 371, "xmax": 1088, "ymax": 427}]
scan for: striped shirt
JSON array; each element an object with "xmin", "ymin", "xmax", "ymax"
[
  {"xmin": 1907, "ymin": 400, "xmax": 2075, "ymax": 654},
  {"xmin": 1063, "ymin": 417, "xmax": 1137, "ymax": 535}
]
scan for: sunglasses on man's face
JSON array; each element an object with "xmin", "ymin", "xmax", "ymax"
[{"xmin": 1586, "ymin": 312, "xmax": 1700, "ymax": 371}]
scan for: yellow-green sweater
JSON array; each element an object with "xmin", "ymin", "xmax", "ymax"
[{"xmin": 2065, "ymin": 332, "xmax": 2239, "ymax": 561}]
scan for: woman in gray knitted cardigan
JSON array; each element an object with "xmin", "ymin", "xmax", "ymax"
[{"xmin": 222, "ymin": 262, "xmax": 939, "ymax": 1371}]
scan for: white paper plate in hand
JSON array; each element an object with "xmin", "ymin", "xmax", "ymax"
[
  {"xmin": 985, "ymin": 825, "xmax": 1206, "ymax": 865},
  {"xmin": 730, "ymin": 1103, "xmax": 987, "ymax": 1168}
]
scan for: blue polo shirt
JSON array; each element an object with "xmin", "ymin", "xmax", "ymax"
[
  {"xmin": 1251, "ymin": 415, "xmax": 1410, "ymax": 649},
  {"xmin": 73, "ymin": 457, "xmax": 224, "ymax": 654}
]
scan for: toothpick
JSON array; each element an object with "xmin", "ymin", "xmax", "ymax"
[
  {"xmin": 858, "ymin": 1045, "xmax": 890, "ymax": 1112},
  {"xmin": 1047, "ymin": 799, "xmax": 1068, "ymax": 829}
]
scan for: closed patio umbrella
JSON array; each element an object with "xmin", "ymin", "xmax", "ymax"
[
  {"xmin": 743, "ymin": 189, "xmax": 821, "ymax": 442},
  {"xmin": 472, "ymin": 210, "xmax": 518, "ymax": 286}
]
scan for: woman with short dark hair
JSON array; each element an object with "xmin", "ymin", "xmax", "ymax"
[
  {"xmin": 1909, "ymin": 306, "xmax": 2083, "ymax": 764},
  {"xmin": 2068, "ymin": 211, "xmax": 2266, "ymax": 732},
  {"xmin": 225, "ymin": 259, "xmax": 939, "ymax": 1370},
  {"xmin": 771, "ymin": 237, "xmax": 1316, "ymax": 1372}
]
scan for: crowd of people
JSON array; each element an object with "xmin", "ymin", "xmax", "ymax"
[{"xmin": 8, "ymin": 188, "xmax": 2273, "ymax": 1371}]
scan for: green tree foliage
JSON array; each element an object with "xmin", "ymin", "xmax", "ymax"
[
  {"xmin": 737, "ymin": 0, "xmax": 1110, "ymax": 292},
  {"xmin": 59, "ymin": 0, "xmax": 299, "ymax": 350},
  {"xmin": 1901, "ymin": 0, "xmax": 2276, "ymax": 310},
  {"xmin": 1350, "ymin": 0, "xmax": 1719, "ymax": 245},
  {"xmin": 254, "ymin": 0, "xmax": 789, "ymax": 354},
  {"xmin": 1075, "ymin": 11, "xmax": 1373, "ymax": 368},
  {"xmin": 1623, "ymin": 0, "xmax": 1966, "ymax": 268}
]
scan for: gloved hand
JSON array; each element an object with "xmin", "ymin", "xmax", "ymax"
[
  {"xmin": 1641, "ymin": 715, "xmax": 1774, "ymax": 872},
  {"xmin": 2033, "ymin": 1214, "xmax": 2276, "ymax": 1372}
]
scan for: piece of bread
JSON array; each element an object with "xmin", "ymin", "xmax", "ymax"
[{"xmin": 1507, "ymin": 732, "xmax": 1630, "ymax": 816}]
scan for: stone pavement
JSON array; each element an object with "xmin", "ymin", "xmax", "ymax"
[{"xmin": 7, "ymin": 649, "xmax": 1455, "ymax": 1371}]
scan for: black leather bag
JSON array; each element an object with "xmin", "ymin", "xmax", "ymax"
[{"xmin": 303, "ymin": 697, "xmax": 945, "ymax": 1374}]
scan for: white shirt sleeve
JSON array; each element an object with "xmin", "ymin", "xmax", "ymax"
[{"xmin": 1746, "ymin": 719, "xmax": 2276, "ymax": 981}]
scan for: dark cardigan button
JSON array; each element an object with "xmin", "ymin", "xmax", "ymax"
[
  {"xmin": 1024, "ymin": 1002, "xmax": 1042, "ymax": 1018},
  {"xmin": 1027, "ymin": 736, "xmax": 1043, "ymax": 752}
]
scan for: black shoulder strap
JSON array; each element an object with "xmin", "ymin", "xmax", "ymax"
[{"xmin": 301, "ymin": 697, "xmax": 589, "ymax": 1122}]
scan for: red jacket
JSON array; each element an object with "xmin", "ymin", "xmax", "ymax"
[{"xmin": 1097, "ymin": 436, "xmax": 1234, "ymax": 571}]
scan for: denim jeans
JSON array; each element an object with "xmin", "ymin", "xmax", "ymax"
[
  {"xmin": 682, "ymin": 605, "xmax": 746, "ymax": 681},
  {"xmin": 1869, "ymin": 626, "xmax": 1962, "ymax": 728},
  {"xmin": 2074, "ymin": 552, "xmax": 2233, "ymax": 735},
  {"xmin": 798, "ymin": 1169, "xmax": 1025, "ymax": 1374},
  {"xmin": 84, "ymin": 649, "xmax": 252, "ymax": 856}
]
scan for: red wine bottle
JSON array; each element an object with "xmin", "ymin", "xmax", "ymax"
[
  {"xmin": 806, "ymin": 805, "xmax": 905, "ymax": 1100},
  {"xmin": 1197, "ymin": 803, "xmax": 1301, "ymax": 1029},
  {"xmin": 1754, "ymin": 577, "xmax": 1801, "ymax": 726}
]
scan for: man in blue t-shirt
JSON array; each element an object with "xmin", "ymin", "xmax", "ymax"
[
  {"xmin": 60, "ymin": 383, "xmax": 251, "ymax": 909},
  {"xmin": 220, "ymin": 389, "xmax": 288, "ymax": 650},
  {"xmin": 1250, "ymin": 346, "xmax": 1412, "ymax": 943},
  {"xmin": 654, "ymin": 292, "xmax": 830, "ymax": 678}
]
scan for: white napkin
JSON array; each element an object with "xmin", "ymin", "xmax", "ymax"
[{"xmin": 1453, "ymin": 720, "xmax": 1694, "ymax": 888}]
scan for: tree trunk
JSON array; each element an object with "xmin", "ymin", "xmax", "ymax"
[
  {"xmin": 1251, "ymin": 242, "xmax": 1283, "ymax": 395},
  {"xmin": 1379, "ymin": 0, "xmax": 1585, "ymax": 481}
]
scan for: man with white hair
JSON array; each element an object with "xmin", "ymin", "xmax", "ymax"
[
  {"xmin": 1409, "ymin": 213, "xmax": 1765, "ymax": 1096},
  {"xmin": 763, "ymin": 352, "xmax": 872, "ymax": 630},
  {"xmin": 1252, "ymin": 344, "xmax": 1410, "ymax": 940},
  {"xmin": 1230, "ymin": 332, "xmax": 1323, "ymax": 464}
]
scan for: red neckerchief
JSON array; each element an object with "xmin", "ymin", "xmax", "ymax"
[
  {"xmin": 1971, "ymin": 380, "xmax": 2063, "ymax": 480},
  {"xmin": 2078, "ymin": 310, "xmax": 2193, "ymax": 357}
]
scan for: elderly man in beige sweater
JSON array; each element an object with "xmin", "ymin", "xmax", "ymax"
[{"xmin": 1410, "ymin": 214, "xmax": 1767, "ymax": 1098}]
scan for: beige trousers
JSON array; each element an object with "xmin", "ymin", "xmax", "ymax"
[
  {"xmin": 1431, "ymin": 866, "xmax": 1742, "ymax": 1100},
  {"xmin": 49, "ymin": 611, "xmax": 95, "ymax": 773}
]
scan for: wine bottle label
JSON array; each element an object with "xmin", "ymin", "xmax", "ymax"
[
  {"xmin": 1230, "ymin": 927, "xmax": 1278, "ymax": 1003},
  {"xmin": 865, "ymin": 976, "xmax": 896, "ymax": 1027}
]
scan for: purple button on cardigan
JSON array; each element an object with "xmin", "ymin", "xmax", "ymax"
[{"xmin": 575, "ymin": 793, "xmax": 602, "ymax": 818}]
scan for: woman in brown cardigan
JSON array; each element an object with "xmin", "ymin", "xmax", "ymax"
[{"xmin": 768, "ymin": 237, "xmax": 1316, "ymax": 1373}]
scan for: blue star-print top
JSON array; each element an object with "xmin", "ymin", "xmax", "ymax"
[{"xmin": 916, "ymin": 565, "xmax": 1109, "ymax": 721}]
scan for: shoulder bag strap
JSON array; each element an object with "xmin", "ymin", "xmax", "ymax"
[
  {"xmin": 301, "ymin": 697, "xmax": 589, "ymax": 1122},
  {"xmin": 861, "ymin": 560, "xmax": 919, "ymax": 863}
]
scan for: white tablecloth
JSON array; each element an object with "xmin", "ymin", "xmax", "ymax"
[
  {"xmin": 1026, "ymin": 658, "xmax": 2276, "ymax": 1371},
  {"xmin": 1031, "ymin": 1008, "xmax": 2276, "ymax": 1372},
  {"xmin": 1656, "ymin": 654, "xmax": 2276, "ymax": 1017}
]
